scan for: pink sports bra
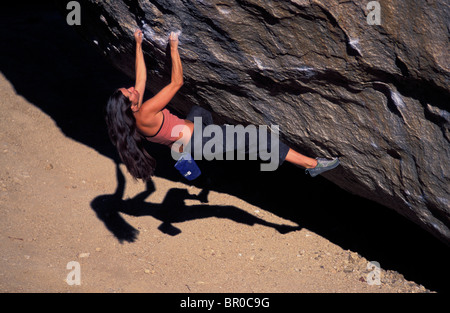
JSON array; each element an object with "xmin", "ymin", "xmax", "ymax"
[{"xmin": 144, "ymin": 109, "xmax": 187, "ymax": 147}]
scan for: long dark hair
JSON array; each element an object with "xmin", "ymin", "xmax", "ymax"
[{"xmin": 105, "ymin": 89, "xmax": 155, "ymax": 181}]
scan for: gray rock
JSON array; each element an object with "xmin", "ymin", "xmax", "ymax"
[{"xmin": 69, "ymin": 0, "xmax": 449, "ymax": 244}]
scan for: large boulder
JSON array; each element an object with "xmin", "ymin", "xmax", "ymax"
[{"xmin": 67, "ymin": 0, "xmax": 449, "ymax": 244}]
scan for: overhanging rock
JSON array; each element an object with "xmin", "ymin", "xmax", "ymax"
[{"xmin": 66, "ymin": 0, "xmax": 450, "ymax": 245}]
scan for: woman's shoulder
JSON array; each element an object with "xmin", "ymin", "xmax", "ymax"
[{"xmin": 135, "ymin": 109, "xmax": 164, "ymax": 135}]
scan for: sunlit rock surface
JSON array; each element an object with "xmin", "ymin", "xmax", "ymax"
[{"xmin": 68, "ymin": 0, "xmax": 449, "ymax": 244}]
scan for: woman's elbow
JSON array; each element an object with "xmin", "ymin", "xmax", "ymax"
[{"xmin": 172, "ymin": 78, "xmax": 184, "ymax": 89}]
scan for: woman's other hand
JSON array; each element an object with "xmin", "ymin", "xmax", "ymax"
[
  {"xmin": 134, "ymin": 29, "xmax": 143, "ymax": 45},
  {"xmin": 169, "ymin": 32, "xmax": 179, "ymax": 50}
]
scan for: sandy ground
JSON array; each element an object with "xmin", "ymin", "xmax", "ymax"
[
  {"xmin": 0, "ymin": 71, "xmax": 433, "ymax": 293},
  {"xmin": 0, "ymin": 2, "xmax": 448, "ymax": 295}
]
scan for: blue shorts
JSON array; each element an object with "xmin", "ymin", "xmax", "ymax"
[{"xmin": 185, "ymin": 106, "xmax": 289, "ymax": 166}]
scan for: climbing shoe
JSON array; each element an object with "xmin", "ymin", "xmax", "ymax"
[{"xmin": 306, "ymin": 157, "xmax": 340, "ymax": 177}]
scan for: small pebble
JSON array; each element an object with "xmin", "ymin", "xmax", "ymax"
[{"xmin": 78, "ymin": 252, "xmax": 90, "ymax": 258}]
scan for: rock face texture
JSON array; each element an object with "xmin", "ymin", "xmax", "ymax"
[{"xmin": 68, "ymin": 0, "xmax": 449, "ymax": 244}]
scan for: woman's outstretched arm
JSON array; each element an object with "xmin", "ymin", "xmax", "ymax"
[
  {"xmin": 134, "ymin": 29, "xmax": 146, "ymax": 107},
  {"xmin": 169, "ymin": 32, "xmax": 183, "ymax": 87},
  {"xmin": 141, "ymin": 32, "xmax": 183, "ymax": 115}
]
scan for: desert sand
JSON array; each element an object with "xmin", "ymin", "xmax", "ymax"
[{"xmin": 0, "ymin": 2, "xmax": 448, "ymax": 295}]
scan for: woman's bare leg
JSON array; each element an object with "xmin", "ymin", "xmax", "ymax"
[{"xmin": 285, "ymin": 148, "xmax": 318, "ymax": 169}]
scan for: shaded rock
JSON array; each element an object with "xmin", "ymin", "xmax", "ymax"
[{"xmin": 67, "ymin": 0, "xmax": 449, "ymax": 244}]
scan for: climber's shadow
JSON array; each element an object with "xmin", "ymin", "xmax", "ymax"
[{"xmin": 91, "ymin": 163, "xmax": 301, "ymax": 243}]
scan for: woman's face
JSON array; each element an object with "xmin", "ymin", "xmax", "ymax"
[{"xmin": 119, "ymin": 87, "xmax": 140, "ymax": 106}]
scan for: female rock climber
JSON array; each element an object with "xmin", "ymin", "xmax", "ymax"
[{"xmin": 105, "ymin": 29, "xmax": 339, "ymax": 181}]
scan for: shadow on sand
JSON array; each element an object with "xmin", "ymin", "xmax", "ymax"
[
  {"xmin": 91, "ymin": 163, "xmax": 301, "ymax": 243},
  {"xmin": 0, "ymin": 1, "xmax": 448, "ymax": 292}
]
